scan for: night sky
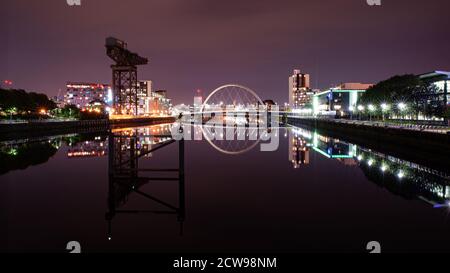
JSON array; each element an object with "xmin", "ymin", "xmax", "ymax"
[{"xmin": 1, "ymin": 0, "xmax": 450, "ymax": 104}]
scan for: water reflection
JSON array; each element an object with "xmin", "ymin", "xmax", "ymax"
[
  {"xmin": 1, "ymin": 120, "xmax": 450, "ymax": 253},
  {"xmin": 106, "ymin": 125, "xmax": 185, "ymax": 239},
  {"xmin": 287, "ymin": 125, "xmax": 450, "ymax": 207},
  {"xmin": 1, "ymin": 123, "xmax": 448, "ymax": 212},
  {"xmin": 67, "ymin": 136, "xmax": 107, "ymax": 158},
  {"xmin": 178, "ymin": 118, "xmax": 277, "ymax": 155},
  {"xmin": 0, "ymin": 133, "xmax": 107, "ymax": 174},
  {"xmin": 0, "ymin": 140, "xmax": 59, "ymax": 175}
]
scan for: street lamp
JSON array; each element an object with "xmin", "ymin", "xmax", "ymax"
[
  {"xmin": 398, "ymin": 102, "xmax": 407, "ymax": 120},
  {"xmin": 357, "ymin": 105, "xmax": 364, "ymax": 120},
  {"xmin": 368, "ymin": 104, "xmax": 375, "ymax": 121},
  {"xmin": 381, "ymin": 103, "xmax": 390, "ymax": 121},
  {"xmin": 348, "ymin": 106, "xmax": 355, "ymax": 120}
]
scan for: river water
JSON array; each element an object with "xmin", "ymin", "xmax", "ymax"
[{"xmin": 1, "ymin": 122, "xmax": 449, "ymax": 253}]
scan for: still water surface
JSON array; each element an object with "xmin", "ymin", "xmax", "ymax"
[{"xmin": 1, "ymin": 123, "xmax": 449, "ymax": 252}]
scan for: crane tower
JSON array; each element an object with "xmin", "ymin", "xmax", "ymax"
[{"xmin": 105, "ymin": 37, "xmax": 148, "ymax": 115}]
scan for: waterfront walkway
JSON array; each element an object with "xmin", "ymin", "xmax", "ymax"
[
  {"xmin": 287, "ymin": 116, "xmax": 449, "ymax": 134},
  {"xmin": 0, "ymin": 116, "xmax": 175, "ymax": 141},
  {"xmin": 327, "ymin": 119, "xmax": 449, "ymax": 134}
]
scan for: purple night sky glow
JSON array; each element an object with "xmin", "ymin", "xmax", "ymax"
[{"xmin": 1, "ymin": 0, "xmax": 450, "ymax": 104}]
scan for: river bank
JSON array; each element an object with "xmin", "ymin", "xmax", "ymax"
[
  {"xmin": 0, "ymin": 116, "xmax": 175, "ymax": 141},
  {"xmin": 286, "ymin": 117, "xmax": 450, "ymax": 172}
]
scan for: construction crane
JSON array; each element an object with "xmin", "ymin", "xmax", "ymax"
[{"xmin": 106, "ymin": 37, "xmax": 148, "ymax": 115}]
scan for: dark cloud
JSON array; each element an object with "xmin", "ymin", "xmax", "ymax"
[{"xmin": 2, "ymin": 0, "xmax": 450, "ymax": 104}]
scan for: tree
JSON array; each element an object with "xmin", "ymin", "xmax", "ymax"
[
  {"xmin": 360, "ymin": 75, "xmax": 423, "ymax": 106},
  {"xmin": 55, "ymin": 104, "xmax": 80, "ymax": 119},
  {"xmin": 360, "ymin": 74, "xmax": 436, "ymax": 116},
  {"xmin": 0, "ymin": 88, "xmax": 56, "ymax": 115}
]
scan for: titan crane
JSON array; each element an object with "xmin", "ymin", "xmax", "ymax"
[{"xmin": 105, "ymin": 37, "xmax": 148, "ymax": 115}]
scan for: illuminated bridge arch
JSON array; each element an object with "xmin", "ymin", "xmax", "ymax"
[
  {"xmin": 199, "ymin": 84, "xmax": 266, "ymax": 155},
  {"xmin": 201, "ymin": 84, "xmax": 264, "ymax": 112}
]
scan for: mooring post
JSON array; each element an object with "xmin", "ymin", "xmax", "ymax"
[{"xmin": 178, "ymin": 138, "xmax": 185, "ymax": 221}]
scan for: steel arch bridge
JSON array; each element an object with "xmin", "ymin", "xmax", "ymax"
[
  {"xmin": 201, "ymin": 84, "xmax": 264, "ymax": 113},
  {"xmin": 188, "ymin": 84, "xmax": 276, "ymax": 155}
]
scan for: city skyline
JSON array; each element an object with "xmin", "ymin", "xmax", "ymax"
[{"xmin": 2, "ymin": 0, "xmax": 450, "ymax": 104}]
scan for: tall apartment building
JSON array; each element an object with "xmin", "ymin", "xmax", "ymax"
[
  {"xmin": 289, "ymin": 69, "xmax": 312, "ymax": 109},
  {"xmin": 137, "ymin": 80, "xmax": 152, "ymax": 115}
]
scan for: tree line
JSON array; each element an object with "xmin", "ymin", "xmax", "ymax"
[
  {"xmin": 359, "ymin": 75, "xmax": 448, "ymax": 119},
  {"xmin": 0, "ymin": 88, "xmax": 56, "ymax": 113}
]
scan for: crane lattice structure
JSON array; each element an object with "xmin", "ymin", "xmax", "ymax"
[{"xmin": 105, "ymin": 37, "xmax": 148, "ymax": 115}]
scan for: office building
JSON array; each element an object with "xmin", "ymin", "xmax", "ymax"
[
  {"xmin": 312, "ymin": 82, "xmax": 373, "ymax": 116},
  {"xmin": 149, "ymin": 89, "xmax": 172, "ymax": 116},
  {"xmin": 418, "ymin": 71, "xmax": 449, "ymax": 121},
  {"xmin": 64, "ymin": 82, "xmax": 112, "ymax": 109}
]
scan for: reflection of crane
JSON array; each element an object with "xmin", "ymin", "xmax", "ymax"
[
  {"xmin": 105, "ymin": 37, "xmax": 148, "ymax": 115},
  {"xmin": 106, "ymin": 131, "xmax": 185, "ymax": 239}
]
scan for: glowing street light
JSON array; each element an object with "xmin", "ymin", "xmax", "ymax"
[
  {"xmin": 398, "ymin": 102, "xmax": 407, "ymax": 111},
  {"xmin": 397, "ymin": 102, "xmax": 408, "ymax": 120},
  {"xmin": 366, "ymin": 104, "xmax": 376, "ymax": 121},
  {"xmin": 380, "ymin": 103, "xmax": 390, "ymax": 121},
  {"xmin": 357, "ymin": 105, "xmax": 365, "ymax": 111}
]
